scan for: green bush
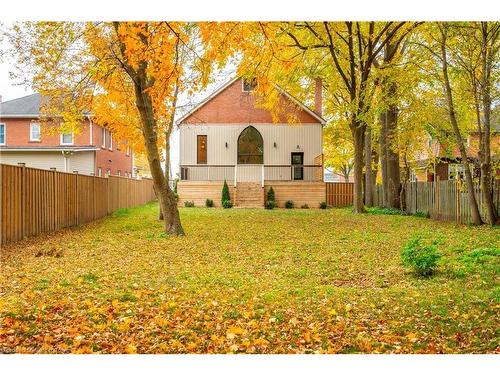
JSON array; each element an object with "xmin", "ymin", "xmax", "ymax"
[
  {"xmin": 367, "ymin": 207, "xmax": 403, "ymax": 215},
  {"xmin": 222, "ymin": 200, "xmax": 233, "ymax": 209},
  {"xmin": 401, "ymin": 236, "xmax": 441, "ymax": 277},
  {"xmin": 205, "ymin": 199, "xmax": 214, "ymax": 208},
  {"xmin": 266, "ymin": 187, "xmax": 276, "ymax": 209},
  {"xmin": 221, "ymin": 180, "xmax": 231, "ymax": 206},
  {"xmin": 319, "ymin": 201, "xmax": 327, "ymax": 209},
  {"xmin": 301, "ymin": 204, "xmax": 309, "ymax": 209},
  {"xmin": 267, "ymin": 187, "xmax": 275, "ymax": 202},
  {"xmin": 414, "ymin": 211, "xmax": 430, "ymax": 218},
  {"xmin": 265, "ymin": 200, "xmax": 276, "ymax": 210},
  {"xmin": 184, "ymin": 201, "xmax": 195, "ymax": 208},
  {"xmin": 285, "ymin": 200, "xmax": 294, "ymax": 209}
]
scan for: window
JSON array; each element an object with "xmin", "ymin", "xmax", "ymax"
[
  {"xmin": 448, "ymin": 164, "xmax": 465, "ymax": 180},
  {"xmin": 0, "ymin": 123, "xmax": 5, "ymax": 145},
  {"xmin": 106, "ymin": 168, "xmax": 111, "ymax": 176},
  {"xmin": 60, "ymin": 133, "xmax": 74, "ymax": 145},
  {"xmin": 98, "ymin": 167, "xmax": 102, "ymax": 177},
  {"xmin": 197, "ymin": 135, "xmax": 207, "ymax": 164},
  {"xmin": 109, "ymin": 131, "xmax": 113, "ymax": 150},
  {"xmin": 117, "ymin": 170, "xmax": 121, "ymax": 176},
  {"xmin": 242, "ymin": 77, "xmax": 257, "ymax": 92},
  {"xmin": 126, "ymin": 146, "xmax": 130, "ymax": 156},
  {"xmin": 30, "ymin": 123, "xmax": 41, "ymax": 142},
  {"xmin": 101, "ymin": 128, "xmax": 106, "ymax": 147},
  {"xmin": 237, "ymin": 126, "xmax": 263, "ymax": 164}
]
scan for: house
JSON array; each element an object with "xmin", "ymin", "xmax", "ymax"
[
  {"xmin": 0, "ymin": 93, "xmax": 133, "ymax": 177},
  {"xmin": 412, "ymin": 128, "xmax": 500, "ymax": 182},
  {"xmin": 176, "ymin": 77, "xmax": 326, "ymax": 208}
]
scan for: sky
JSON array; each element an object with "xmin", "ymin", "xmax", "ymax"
[{"xmin": 0, "ymin": 24, "xmax": 236, "ymax": 178}]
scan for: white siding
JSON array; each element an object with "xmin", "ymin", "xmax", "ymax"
[
  {"xmin": 0, "ymin": 151, "xmax": 95, "ymax": 175},
  {"xmin": 67, "ymin": 151, "xmax": 95, "ymax": 175},
  {"xmin": 180, "ymin": 124, "xmax": 322, "ymax": 166}
]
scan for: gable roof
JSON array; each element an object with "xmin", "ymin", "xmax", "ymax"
[
  {"xmin": 0, "ymin": 93, "xmax": 43, "ymax": 118},
  {"xmin": 176, "ymin": 77, "xmax": 326, "ymax": 125}
]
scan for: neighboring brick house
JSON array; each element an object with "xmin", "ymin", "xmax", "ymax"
[
  {"xmin": 0, "ymin": 93, "xmax": 134, "ymax": 177},
  {"xmin": 177, "ymin": 77, "xmax": 327, "ymax": 208},
  {"xmin": 412, "ymin": 129, "xmax": 500, "ymax": 182}
]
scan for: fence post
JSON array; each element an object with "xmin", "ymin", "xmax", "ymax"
[
  {"xmin": 18, "ymin": 163, "xmax": 26, "ymax": 239},
  {"xmin": 93, "ymin": 175, "xmax": 96, "ymax": 220},
  {"xmin": 51, "ymin": 168, "xmax": 57, "ymax": 231},
  {"xmin": 74, "ymin": 171, "xmax": 79, "ymax": 225},
  {"xmin": 435, "ymin": 176, "xmax": 440, "ymax": 220}
]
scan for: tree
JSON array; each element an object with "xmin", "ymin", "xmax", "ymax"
[
  {"xmin": 323, "ymin": 116, "xmax": 354, "ymax": 182},
  {"xmin": 436, "ymin": 22, "xmax": 482, "ymax": 225},
  {"xmin": 7, "ymin": 22, "xmax": 213, "ymax": 235},
  {"xmin": 203, "ymin": 22, "xmax": 419, "ymax": 213},
  {"xmin": 449, "ymin": 22, "xmax": 499, "ymax": 224}
]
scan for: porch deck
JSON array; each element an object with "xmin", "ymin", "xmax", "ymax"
[{"xmin": 180, "ymin": 164, "xmax": 324, "ymax": 185}]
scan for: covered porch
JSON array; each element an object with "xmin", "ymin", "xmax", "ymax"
[{"xmin": 179, "ymin": 164, "xmax": 324, "ymax": 185}]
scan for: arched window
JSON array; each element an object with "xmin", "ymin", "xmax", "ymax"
[{"xmin": 237, "ymin": 126, "xmax": 263, "ymax": 164}]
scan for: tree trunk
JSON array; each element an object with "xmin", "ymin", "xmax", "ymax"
[
  {"xmin": 112, "ymin": 22, "xmax": 184, "ymax": 235},
  {"xmin": 133, "ymin": 79, "xmax": 184, "ymax": 235},
  {"xmin": 352, "ymin": 122, "xmax": 366, "ymax": 213},
  {"xmin": 379, "ymin": 112, "xmax": 389, "ymax": 207},
  {"xmin": 479, "ymin": 22, "xmax": 498, "ymax": 225},
  {"xmin": 439, "ymin": 24, "xmax": 482, "ymax": 225},
  {"xmin": 385, "ymin": 101, "xmax": 401, "ymax": 209},
  {"xmin": 364, "ymin": 126, "xmax": 374, "ymax": 207}
]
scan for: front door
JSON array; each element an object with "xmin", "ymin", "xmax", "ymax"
[
  {"xmin": 197, "ymin": 135, "xmax": 207, "ymax": 164},
  {"xmin": 291, "ymin": 152, "xmax": 304, "ymax": 180}
]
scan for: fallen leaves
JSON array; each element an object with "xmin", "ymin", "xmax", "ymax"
[{"xmin": 0, "ymin": 203, "xmax": 498, "ymax": 353}]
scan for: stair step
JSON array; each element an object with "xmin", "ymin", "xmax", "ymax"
[{"xmin": 235, "ymin": 182, "xmax": 264, "ymax": 208}]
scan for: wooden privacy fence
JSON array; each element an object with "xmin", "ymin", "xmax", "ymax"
[
  {"xmin": 325, "ymin": 182, "xmax": 354, "ymax": 207},
  {"xmin": 1, "ymin": 164, "xmax": 156, "ymax": 245},
  {"xmin": 373, "ymin": 179, "xmax": 500, "ymax": 225}
]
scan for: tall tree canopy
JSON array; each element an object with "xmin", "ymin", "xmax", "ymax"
[{"xmin": 8, "ymin": 21, "xmax": 216, "ymax": 235}]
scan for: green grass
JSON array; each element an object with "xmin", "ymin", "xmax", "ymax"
[{"xmin": 0, "ymin": 202, "xmax": 498, "ymax": 353}]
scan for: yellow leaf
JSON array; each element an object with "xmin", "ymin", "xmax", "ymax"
[{"xmin": 125, "ymin": 344, "xmax": 137, "ymax": 354}]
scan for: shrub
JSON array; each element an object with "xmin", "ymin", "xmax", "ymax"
[
  {"xmin": 367, "ymin": 207, "xmax": 403, "ymax": 215},
  {"xmin": 221, "ymin": 180, "xmax": 231, "ymax": 206},
  {"xmin": 267, "ymin": 187, "xmax": 275, "ymax": 203},
  {"xmin": 266, "ymin": 187, "xmax": 276, "ymax": 209},
  {"xmin": 184, "ymin": 201, "xmax": 195, "ymax": 208},
  {"xmin": 285, "ymin": 200, "xmax": 294, "ymax": 209},
  {"xmin": 222, "ymin": 200, "xmax": 233, "ymax": 209},
  {"xmin": 205, "ymin": 198, "xmax": 214, "ymax": 208},
  {"xmin": 401, "ymin": 236, "xmax": 441, "ymax": 277},
  {"xmin": 414, "ymin": 211, "xmax": 430, "ymax": 218},
  {"xmin": 319, "ymin": 201, "xmax": 328, "ymax": 209},
  {"xmin": 172, "ymin": 191, "xmax": 179, "ymax": 202},
  {"xmin": 265, "ymin": 200, "xmax": 276, "ymax": 210},
  {"xmin": 301, "ymin": 204, "xmax": 309, "ymax": 209}
]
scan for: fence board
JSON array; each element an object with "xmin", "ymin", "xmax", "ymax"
[
  {"xmin": 1, "ymin": 164, "xmax": 155, "ymax": 245},
  {"xmin": 398, "ymin": 179, "xmax": 499, "ymax": 225},
  {"xmin": 325, "ymin": 182, "xmax": 354, "ymax": 207}
]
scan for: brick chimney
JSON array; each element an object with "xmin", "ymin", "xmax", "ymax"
[{"xmin": 314, "ymin": 78, "xmax": 322, "ymax": 116}]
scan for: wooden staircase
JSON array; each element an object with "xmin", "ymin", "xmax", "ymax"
[{"xmin": 235, "ymin": 182, "xmax": 264, "ymax": 208}]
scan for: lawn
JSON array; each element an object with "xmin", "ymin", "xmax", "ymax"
[{"xmin": 0, "ymin": 203, "xmax": 498, "ymax": 354}]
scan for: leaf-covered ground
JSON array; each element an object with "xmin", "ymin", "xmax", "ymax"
[{"xmin": 1, "ymin": 203, "xmax": 498, "ymax": 353}]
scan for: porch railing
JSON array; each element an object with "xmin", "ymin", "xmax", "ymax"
[{"xmin": 180, "ymin": 165, "xmax": 323, "ymax": 185}]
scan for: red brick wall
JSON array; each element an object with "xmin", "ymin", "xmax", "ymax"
[
  {"xmin": 182, "ymin": 78, "xmax": 321, "ymax": 124},
  {"xmin": 95, "ymin": 147, "xmax": 133, "ymax": 177},
  {"xmin": 0, "ymin": 117, "xmax": 92, "ymax": 146},
  {"xmin": 0, "ymin": 117, "xmax": 133, "ymax": 177}
]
